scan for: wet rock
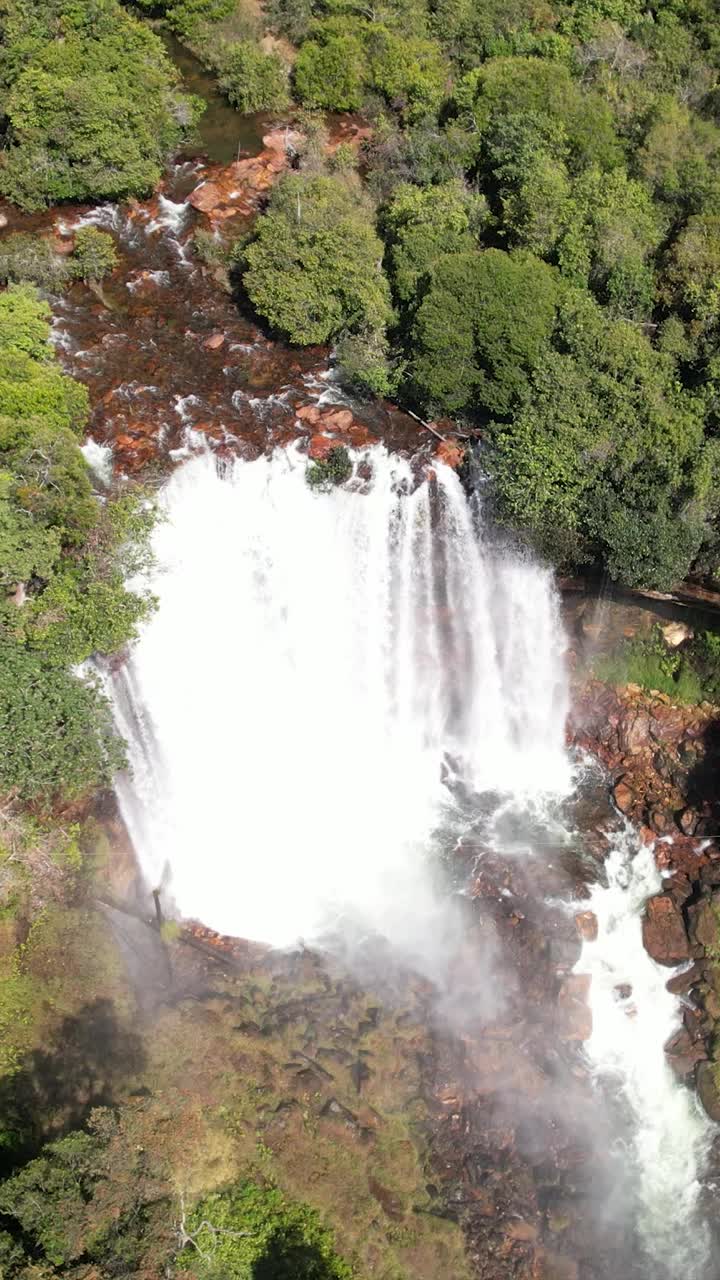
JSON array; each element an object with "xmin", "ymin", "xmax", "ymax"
[
  {"xmin": 613, "ymin": 983, "xmax": 632, "ymax": 1000},
  {"xmin": 688, "ymin": 895, "xmax": 720, "ymax": 951},
  {"xmin": 436, "ymin": 437, "xmax": 465, "ymax": 469},
  {"xmin": 642, "ymin": 894, "xmax": 691, "ymax": 966},
  {"xmin": 679, "ymin": 807, "xmax": 699, "ymax": 835},
  {"xmin": 697, "ymin": 1061, "xmax": 720, "ymax": 1122},
  {"xmin": 556, "ymin": 974, "xmax": 592, "ymax": 1041},
  {"xmin": 574, "ymin": 911, "xmax": 598, "ymax": 942},
  {"xmin": 621, "ymin": 709, "xmax": 651, "ymax": 754},
  {"xmin": 307, "ymin": 434, "xmax": 337, "ymax": 461},
  {"xmin": 666, "ymin": 963, "xmax": 702, "ymax": 995},
  {"xmin": 613, "ymin": 779, "xmax": 634, "ymax": 813},
  {"xmin": 665, "ymin": 1026, "xmax": 707, "ymax": 1078},
  {"xmin": 188, "ymin": 128, "xmax": 302, "ymax": 222}
]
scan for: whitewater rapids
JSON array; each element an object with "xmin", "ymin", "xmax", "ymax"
[{"xmin": 109, "ymin": 443, "xmax": 569, "ymax": 946}]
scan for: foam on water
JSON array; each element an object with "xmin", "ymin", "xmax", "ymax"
[{"xmin": 109, "ymin": 444, "xmax": 569, "ymax": 945}]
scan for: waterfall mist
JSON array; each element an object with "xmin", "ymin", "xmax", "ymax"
[
  {"xmin": 108, "ymin": 442, "xmax": 714, "ymax": 1276},
  {"xmin": 110, "ymin": 444, "xmax": 569, "ymax": 958}
]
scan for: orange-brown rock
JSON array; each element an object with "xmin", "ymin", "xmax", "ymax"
[
  {"xmin": 641, "ymin": 893, "xmax": 691, "ymax": 966},
  {"xmin": 296, "ymin": 404, "xmax": 322, "ymax": 425},
  {"xmin": 556, "ymin": 974, "xmax": 592, "ymax": 1041},
  {"xmin": 436, "ymin": 436, "xmax": 465, "ymax": 469},
  {"xmin": 188, "ymin": 128, "xmax": 301, "ymax": 223},
  {"xmin": 308, "ymin": 434, "xmax": 338, "ymax": 461},
  {"xmin": 204, "ymin": 332, "xmax": 225, "ymax": 350},
  {"xmin": 574, "ymin": 910, "xmax": 598, "ymax": 942}
]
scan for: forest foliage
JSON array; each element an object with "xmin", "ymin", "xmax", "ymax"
[
  {"xmin": 0, "ymin": 284, "xmax": 156, "ymax": 804},
  {"xmin": 228, "ymin": 0, "xmax": 720, "ymax": 591}
]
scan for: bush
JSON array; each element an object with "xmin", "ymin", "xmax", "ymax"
[
  {"xmin": 0, "ymin": 234, "xmax": 72, "ymax": 290},
  {"xmin": 306, "ymin": 447, "xmax": 353, "ymax": 489},
  {"xmin": 72, "ymin": 228, "xmax": 118, "ymax": 284},
  {"xmin": 177, "ymin": 1182, "xmax": 352, "ymax": 1280},
  {"xmin": 216, "ymin": 40, "xmax": 290, "ymax": 112},
  {"xmin": 0, "ymin": 651, "xmax": 125, "ymax": 803}
]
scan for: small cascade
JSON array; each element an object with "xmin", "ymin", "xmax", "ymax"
[{"xmin": 576, "ymin": 830, "xmax": 713, "ymax": 1279}]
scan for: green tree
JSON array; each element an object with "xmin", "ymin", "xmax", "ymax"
[
  {"xmin": 0, "ymin": 0, "xmax": 202, "ymax": 210},
  {"xmin": 216, "ymin": 40, "xmax": 290, "ymax": 112},
  {"xmin": 243, "ymin": 174, "xmax": 392, "ymax": 345},
  {"xmin": 294, "ymin": 34, "xmax": 367, "ymax": 111},
  {"xmin": 72, "ymin": 227, "xmax": 119, "ymax": 284},
  {"xmin": 411, "ymin": 248, "xmax": 560, "ymax": 415},
  {"xmin": 382, "ymin": 179, "xmax": 489, "ymax": 306}
]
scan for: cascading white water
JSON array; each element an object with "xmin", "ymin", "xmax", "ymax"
[
  {"xmin": 575, "ymin": 829, "xmax": 713, "ymax": 1278},
  {"xmin": 109, "ymin": 440, "xmax": 713, "ymax": 1270},
  {"xmin": 110, "ymin": 443, "xmax": 569, "ymax": 947}
]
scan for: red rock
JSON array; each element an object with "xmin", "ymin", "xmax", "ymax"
[
  {"xmin": 308, "ymin": 434, "xmax": 337, "ymax": 461},
  {"xmin": 436, "ymin": 437, "xmax": 465, "ymax": 469},
  {"xmin": 296, "ymin": 405, "xmax": 322, "ymax": 424},
  {"xmin": 574, "ymin": 911, "xmax": 598, "ymax": 942},
  {"xmin": 613, "ymin": 780, "xmax": 634, "ymax": 813},
  {"xmin": 622, "ymin": 709, "xmax": 651, "ymax": 753},
  {"xmin": 188, "ymin": 128, "xmax": 302, "ymax": 223},
  {"xmin": 204, "ymin": 332, "xmax": 225, "ymax": 350},
  {"xmin": 322, "ymin": 408, "xmax": 354, "ymax": 430},
  {"xmin": 557, "ymin": 974, "xmax": 592, "ymax": 1041},
  {"xmin": 642, "ymin": 894, "xmax": 691, "ymax": 966}
]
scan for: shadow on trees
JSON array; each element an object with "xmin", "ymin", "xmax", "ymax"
[
  {"xmin": 252, "ymin": 1229, "xmax": 344, "ymax": 1280},
  {"xmin": 0, "ymin": 998, "xmax": 145, "ymax": 1175},
  {"xmin": 685, "ymin": 717, "xmax": 720, "ymax": 836}
]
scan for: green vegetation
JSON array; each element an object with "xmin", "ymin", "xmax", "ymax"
[
  {"xmin": 0, "ymin": 285, "xmax": 155, "ymax": 804},
  {"xmin": 177, "ymin": 1182, "xmax": 352, "ymax": 1278},
  {"xmin": 214, "ymin": 0, "xmax": 720, "ymax": 590},
  {"xmin": 306, "ymin": 446, "xmax": 353, "ymax": 490},
  {"xmin": 0, "ymin": 0, "xmax": 202, "ymax": 210},
  {"xmin": 71, "ymin": 228, "xmax": 118, "ymax": 284},
  {"xmin": 593, "ymin": 624, "xmax": 720, "ymax": 704},
  {"xmin": 216, "ymin": 40, "xmax": 290, "ymax": 113},
  {"xmin": 243, "ymin": 174, "xmax": 392, "ymax": 345}
]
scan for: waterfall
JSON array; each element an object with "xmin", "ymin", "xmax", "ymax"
[
  {"xmin": 109, "ymin": 443, "xmax": 569, "ymax": 946},
  {"xmin": 109, "ymin": 441, "xmax": 713, "ymax": 1274}
]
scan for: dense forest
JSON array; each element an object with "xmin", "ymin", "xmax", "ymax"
[{"xmin": 129, "ymin": 0, "xmax": 720, "ymax": 594}]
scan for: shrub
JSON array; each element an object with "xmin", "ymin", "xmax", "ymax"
[
  {"xmin": 0, "ymin": 234, "xmax": 72, "ymax": 290},
  {"xmin": 72, "ymin": 228, "xmax": 118, "ymax": 284},
  {"xmin": 177, "ymin": 1182, "xmax": 352, "ymax": 1279},
  {"xmin": 216, "ymin": 40, "xmax": 290, "ymax": 112},
  {"xmin": 306, "ymin": 447, "xmax": 353, "ymax": 490}
]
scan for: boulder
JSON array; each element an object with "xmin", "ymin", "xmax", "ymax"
[
  {"xmin": 436, "ymin": 437, "xmax": 465, "ymax": 469},
  {"xmin": 204, "ymin": 332, "xmax": 225, "ymax": 350},
  {"xmin": 574, "ymin": 911, "xmax": 598, "ymax": 942},
  {"xmin": 556, "ymin": 974, "xmax": 592, "ymax": 1041},
  {"xmin": 641, "ymin": 894, "xmax": 691, "ymax": 966},
  {"xmin": 665, "ymin": 1026, "xmax": 707, "ymax": 1078},
  {"xmin": 613, "ymin": 779, "xmax": 634, "ymax": 813},
  {"xmin": 621, "ymin": 710, "xmax": 651, "ymax": 754},
  {"xmin": 308, "ymin": 434, "xmax": 337, "ymax": 461},
  {"xmin": 697, "ymin": 1061, "xmax": 720, "ymax": 1122},
  {"xmin": 689, "ymin": 895, "xmax": 720, "ymax": 951}
]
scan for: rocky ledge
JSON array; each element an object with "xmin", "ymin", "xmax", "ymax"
[{"xmin": 571, "ymin": 678, "xmax": 720, "ymax": 1113}]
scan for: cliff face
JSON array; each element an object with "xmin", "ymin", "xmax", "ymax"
[{"xmin": 571, "ymin": 678, "xmax": 720, "ymax": 1114}]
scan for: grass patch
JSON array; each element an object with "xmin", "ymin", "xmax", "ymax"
[{"xmin": 592, "ymin": 624, "xmax": 720, "ymax": 704}]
